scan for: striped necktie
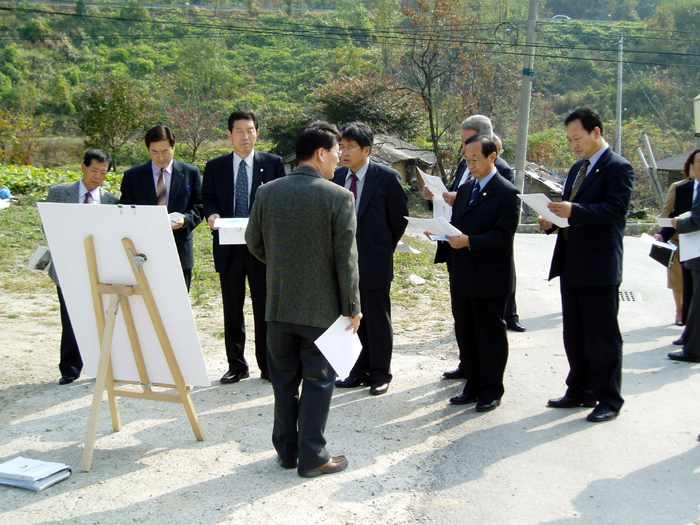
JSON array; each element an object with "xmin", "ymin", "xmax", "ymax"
[
  {"xmin": 569, "ymin": 160, "xmax": 590, "ymax": 201},
  {"xmin": 157, "ymin": 168, "xmax": 167, "ymax": 206}
]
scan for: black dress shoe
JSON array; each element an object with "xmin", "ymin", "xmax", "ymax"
[
  {"xmin": 261, "ymin": 370, "xmax": 271, "ymax": 381},
  {"xmin": 667, "ymin": 350, "xmax": 700, "ymax": 363},
  {"xmin": 59, "ymin": 374, "xmax": 79, "ymax": 385},
  {"xmin": 449, "ymin": 393, "xmax": 478, "ymax": 405},
  {"xmin": 369, "ymin": 382, "xmax": 389, "ymax": 395},
  {"xmin": 220, "ymin": 370, "xmax": 250, "ymax": 384},
  {"xmin": 507, "ymin": 322, "xmax": 527, "ymax": 332},
  {"xmin": 547, "ymin": 395, "xmax": 597, "ymax": 408},
  {"xmin": 442, "ymin": 368, "xmax": 467, "ymax": 379},
  {"xmin": 672, "ymin": 337, "xmax": 685, "ymax": 346},
  {"xmin": 335, "ymin": 376, "xmax": 370, "ymax": 388},
  {"xmin": 278, "ymin": 456, "xmax": 297, "ymax": 469},
  {"xmin": 476, "ymin": 399, "xmax": 501, "ymax": 412},
  {"xmin": 586, "ymin": 403, "xmax": 619, "ymax": 422},
  {"xmin": 298, "ymin": 456, "xmax": 348, "ymax": 478}
]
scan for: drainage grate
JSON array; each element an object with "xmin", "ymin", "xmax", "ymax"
[{"xmin": 619, "ymin": 290, "xmax": 637, "ymax": 302}]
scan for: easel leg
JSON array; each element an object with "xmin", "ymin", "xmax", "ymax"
[{"xmin": 81, "ymin": 295, "xmax": 120, "ymax": 472}]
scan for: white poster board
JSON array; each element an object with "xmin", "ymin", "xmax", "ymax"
[{"xmin": 38, "ymin": 203, "xmax": 210, "ymax": 387}]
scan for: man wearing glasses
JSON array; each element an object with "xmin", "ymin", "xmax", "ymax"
[
  {"xmin": 427, "ymin": 134, "xmax": 520, "ymax": 412},
  {"xmin": 332, "ymin": 122, "xmax": 408, "ymax": 397}
]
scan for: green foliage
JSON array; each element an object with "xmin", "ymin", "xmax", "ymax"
[{"xmin": 0, "ymin": 165, "xmax": 122, "ymax": 195}]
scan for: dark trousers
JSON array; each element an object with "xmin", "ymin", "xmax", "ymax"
[
  {"xmin": 452, "ymin": 292, "xmax": 509, "ymax": 402},
  {"xmin": 219, "ymin": 245, "xmax": 268, "ymax": 374},
  {"xmin": 682, "ymin": 265, "xmax": 693, "ymax": 326},
  {"xmin": 682, "ymin": 269, "xmax": 700, "ymax": 356},
  {"xmin": 505, "ymin": 289, "xmax": 519, "ymax": 325},
  {"xmin": 57, "ymin": 286, "xmax": 82, "ymax": 377},
  {"xmin": 349, "ymin": 285, "xmax": 393, "ymax": 383},
  {"xmin": 183, "ymin": 267, "xmax": 192, "ymax": 292},
  {"xmin": 267, "ymin": 321, "xmax": 335, "ymax": 472},
  {"xmin": 560, "ymin": 277, "xmax": 624, "ymax": 410}
]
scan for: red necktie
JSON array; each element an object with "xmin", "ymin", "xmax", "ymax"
[{"xmin": 349, "ymin": 173, "xmax": 358, "ymax": 201}]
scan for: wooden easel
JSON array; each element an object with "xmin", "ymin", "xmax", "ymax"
[{"xmin": 81, "ymin": 235, "xmax": 204, "ymax": 472}]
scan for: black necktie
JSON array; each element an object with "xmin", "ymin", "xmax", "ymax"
[{"xmin": 469, "ymin": 181, "xmax": 481, "ymax": 205}]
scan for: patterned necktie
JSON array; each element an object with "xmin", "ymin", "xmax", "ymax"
[
  {"xmin": 569, "ymin": 159, "xmax": 590, "ymax": 201},
  {"xmin": 349, "ymin": 173, "xmax": 358, "ymax": 201},
  {"xmin": 157, "ymin": 168, "xmax": 167, "ymax": 206},
  {"xmin": 234, "ymin": 160, "xmax": 249, "ymax": 218},
  {"xmin": 84, "ymin": 191, "xmax": 93, "ymax": 204},
  {"xmin": 469, "ymin": 181, "xmax": 481, "ymax": 205}
]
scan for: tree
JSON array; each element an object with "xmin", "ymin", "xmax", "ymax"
[
  {"xmin": 164, "ymin": 89, "xmax": 221, "ymax": 163},
  {"xmin": 0, "ymin": 108, "xmax": 51, "ymax": 165},
  {"xmin": 316, "ymin": 74, "xmax": 424, "ymax": 139},
  {"xmin": 398, "ymin": 0, "xmax": 472, "ymax": 178},
  {"xmin": 76, "ymin": 0, "xmax": 87, "ymax": 16},
  {"xmin": 74, "ymin": 75, "xmax": 156, "ymax": 168}
]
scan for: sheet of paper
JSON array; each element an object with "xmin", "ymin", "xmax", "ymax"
[
  {"xmin": 315, "ymin": 316, "xmax": 362, "ymax": 379},
  {"xmin": 640, "ymin": 233, "xmax": 678, "ymax": 251},
  {"xmin": 656, "ymin": 217, "xmax": 673, "ymax": 228},
  {"xmin": 680, "ymin": 230, "xmax": 700, "ymax": 262},
  {"xmin": 213, "ymin": 218, "xmax": 249, "ymax": 245},
  {"xmin": 432, "ymin": 197, "xmax": 452, "ymax": 221},
  {"xmin": 405, "ymin": 216, "xmax": 462, "ymax": 238},
  {"xmin": 396, "ymin": 241, "xmax": 421, "ymax": 254},
  {"xmin": 418, "ymin": 167, "xmax": 448, "ymax": 195},
  {"xmin": 169, "ymin": 211, "xmax": 185, "ymax": 226},
  {"xmin": 518, "ymin": 193, "xmax": 569, "ymax": 228}
]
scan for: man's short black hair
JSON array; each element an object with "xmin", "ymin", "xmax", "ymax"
[
  {"xmin": 340, "ymin": 121, "xmax": 374, "ymax": 150},
  {"xmin": 464, "ymin": 134, "xmax": 497, "ymax": 158},
  {"xmin": 564, "ymin": 107, "xmax": 604, "ymax": 135},
  {"xmin": 228, "ymin": 110, "xmax": 259, "ymax": 132},
  {"xmin": 296, "ymin": 121, "xmax": 341, "ymax": 162},
  {"xmin": 83, "ymin": 149, "xmax": 112, "ymax": 170},
  {"xmin": 144, "ymin": 125, "xmax": 175, "ymax": 148}
]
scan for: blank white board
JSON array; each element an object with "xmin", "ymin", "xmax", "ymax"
[{"xmin": 38, "ymin": 203, "xmax": 210, "ymax": 387}]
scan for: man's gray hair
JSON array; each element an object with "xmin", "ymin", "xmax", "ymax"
[{"xmin": 461, "ymin": 115, "xmax": 493, "ymax": 138}]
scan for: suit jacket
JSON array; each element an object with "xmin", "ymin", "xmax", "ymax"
[
  {"xmin": 119, "ymin": 159, "xmax": 203, "ymax": 270},
  {"xmin": 202, "ymin": 150, "xmax": 285, "ymax": 273},
  {"xmin": 333, "ymin": 161, "xmax": 408, "ymax": 290},
  {"xmin": 245, "ymin": 165, "xmax": 361, "ymax": 329},
  {"xmin": 45, "ymin": 181, "xmax": 119, "ymax": 284},
  {"xmin": 675, "ymin": 181, "xmax": 700, "ymax": 270},
  {"xmin": 547, "ymin": 147, "xmax": 635, "ymax": 286},
  {"xmin": 450, "ymin": 156, "xmax": 515, "ymax": 190},
  {"xmin": 449, "ymin": 173, "xmax": 520, "ymax": 298},
  {"xmin": 660, "ymin": 179, "xmax": 693, "ymax": 243},
  {"xmin": 435, "ymin": 156, "xmax": 514, "ymax": 265}
]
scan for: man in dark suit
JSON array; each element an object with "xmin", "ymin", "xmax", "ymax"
[
  {"xmin": 46, "ymin": 149, "xmax": 119, "ymax": 385},
  {"xmin": 430, "ymin": 134, "xmax": 519, "ymax": 412},
  {"xmin": 424, "ymin": 115, "xmax": 526, "ymax": 381},
  {"xmin": 202, "ymin": 111, "xmax": 285, "ymax": 383},
  {"xmin": 332, "ymin": 122, "xmax": 408, "ymax": 396},
  {"xmin": 246, "ymin": 121, "xmax": 362, "ymax": 477},
  {"xmin": 669, "ymin": 149, "xmax": 700, "ymax": 362},
  {"xmin": 538, "ymin": 107, "xmax": 634, "ymax": 423},
  {"xmin": 120, "ymin": 125, "xmax": 203, "ymax": 291}
]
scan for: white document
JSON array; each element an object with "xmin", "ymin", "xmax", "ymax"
[
  {"xmin": 419, "ymin": 167, "xmax": 448, "ymax": 196},
  {"xmin": 315, "ymin": 316, "xmax": 362, "ymax": 379},
  {"xmin": 405, "ymin": 216, "xmax": 462, "ymax": 238},
  {"xmin": 26, "ymin": 245, "xmax": 52, "ymax": 273},
  {"xmin": 680, "ymin": 230, "xmax": 700, "ymax": 262},
  {"xmin": 396, "ymin": 240, "xmax": 421, "ymax": 254},
  {"xmin": 214, "ymin": 218, "xmax": 249, "ymax": 245},
  {"xmin": 169, "ymin": 211, "xmax": 185, "ymax": 226},
  {"xmin": 640, "ymin": 233, "xmax": 678, "ymax": 251},
  {"xmin": 0, "ymin": 456, "xmax": 71, "ymax": 482},
  {"xmin": 518, "ymin": 193, "xmax": 569, "ymax": 228},
  {"xmin": 432, "ymin": 197, "xmax": 452, "ymax": 221},
  {"xmin": 656, "ymin": 217, "xmax": 673, "ymax": 228}
]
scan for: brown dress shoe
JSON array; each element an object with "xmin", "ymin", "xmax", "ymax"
[{"xmin": 298, "ymin": 456, "xmax": 348, "ymax": 478}]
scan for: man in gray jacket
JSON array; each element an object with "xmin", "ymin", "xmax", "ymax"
[
  {"xmin": 246, "ymin": 121, "xmax": 362, "ymax": 478},
  {"xmin": 46, "ymin": 149, "xmax": 119, "ymax": 385}
]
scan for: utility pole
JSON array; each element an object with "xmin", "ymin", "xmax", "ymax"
[
  {"xmin": 514, "ymin": 0, "xmax": 538, "ymax": 222},
  {"xmin": 615, "ymin": 34, "xmax": 623, "ymax": 154}
]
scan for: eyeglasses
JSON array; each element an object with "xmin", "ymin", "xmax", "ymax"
[
  {"xmin": 327, "ymin": 148, "xmax": 341, "ymax": 155},
  {"xmin": 339, "ymin": 146, "xmax": 361, "ymax": 154},
  {"xmin": 465, "ymin": 157, "xmax": 485, "ymax": 165}
]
